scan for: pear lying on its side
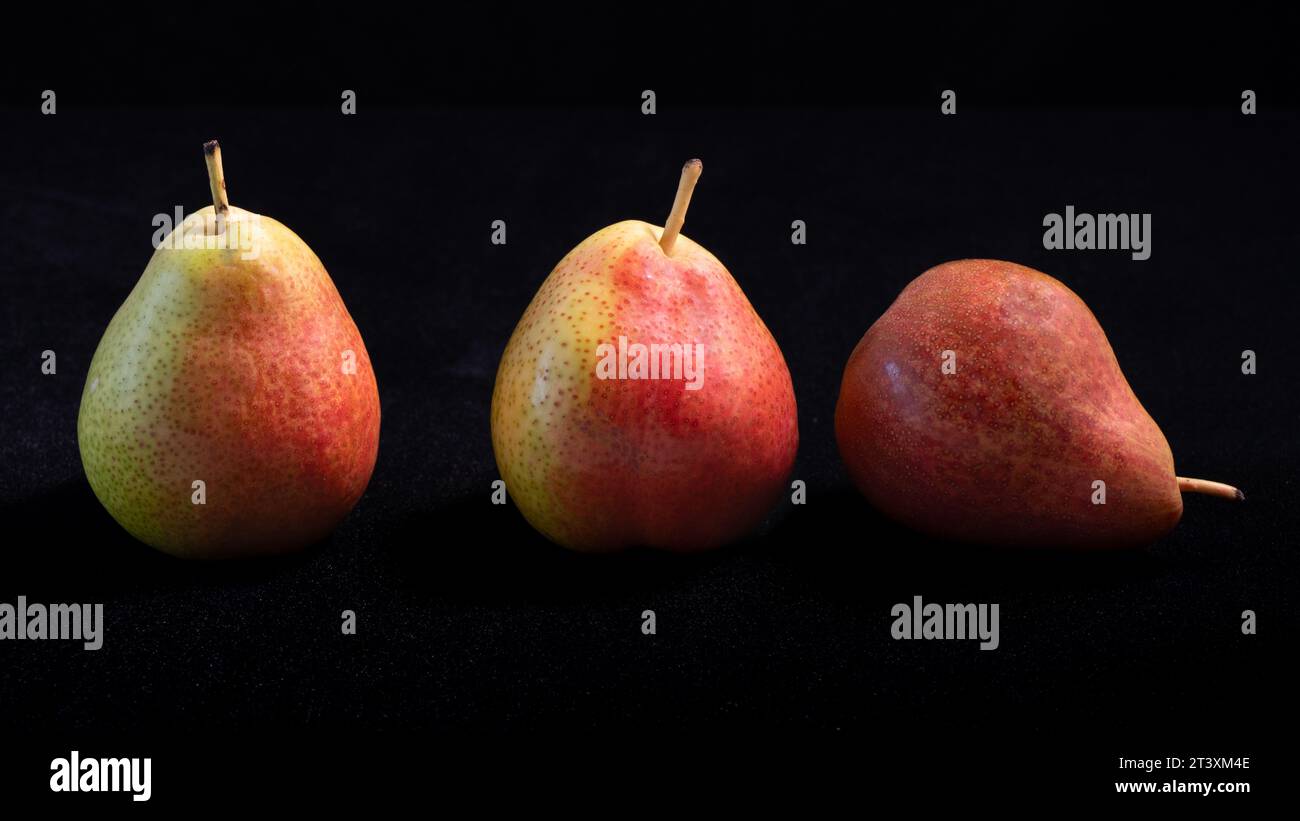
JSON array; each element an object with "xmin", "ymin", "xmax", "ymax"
[
  {"xmin": 78, "ymin": 142, "xmax": 380, "ymax": 558},
  {"xmin": 834, "ymin": 259, "xmax": 1239, "ymax": 549}
]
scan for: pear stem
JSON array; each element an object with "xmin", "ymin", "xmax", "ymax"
[
  {"xmin": 659, "ymin": 159, "xmax": 703, "ymax": 256},
  {"xmin": 1177, "ymin": 476, "xmax": 1245, "ymax": 501},
  {"xmin": 203, "ymin": 140, "xmax": 230, "ymax": 228}
]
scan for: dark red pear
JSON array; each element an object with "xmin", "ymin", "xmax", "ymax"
[{"xmin": 834, "ymin": 259, "xmax": 1240, "ymax": 549}]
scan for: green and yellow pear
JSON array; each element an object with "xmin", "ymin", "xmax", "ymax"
[{"xmin": 77, "ymin": 141, "xmax": 380, "ymax": 558}]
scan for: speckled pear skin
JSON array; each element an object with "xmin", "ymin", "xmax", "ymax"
[
  {"xmin": 78, "ymin": 205, "xmax": 380, "ymax": 559},
  {"xmin": 491, "ymin": 220, "xmax": 799, "ymax": 552},
  {"xmin": 835, "ymin": 259, "xmax": 1182, "ymax": 549}
]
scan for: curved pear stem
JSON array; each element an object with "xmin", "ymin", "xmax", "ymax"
[
  {"xmin": 659, "ymin": 159, "xmax": 703, "ymax": 256},
  {"xmin": 203, "ymin": 140, "xmax": 229, "ymax": 231},
  {"xmin": 1177, "ymin": 476, "xmax": 1245, "ymax": 501}
]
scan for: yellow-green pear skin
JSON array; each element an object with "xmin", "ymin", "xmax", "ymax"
[{"xmin": 78, "ymin": 204, "xmax": 381, "ymax": 558}]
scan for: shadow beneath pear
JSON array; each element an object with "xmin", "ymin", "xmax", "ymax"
[
  {"xmin": 379, "ymin": 481, "xmax": 1167, "ymax": 607},
  {"xmin": 759, "ymin": 485, "xmax": 1167, "ymax": 602},
  {"xmin": 4, "ymin": 476, "xmax": 1172, "ymax": 606},
  {"xmin": 0, "ymin": 479, "xmax": 326, "ymax": 599},
  {"xmin": 381, "ymin": 492, "xmax": 735, "ymax": 606}
]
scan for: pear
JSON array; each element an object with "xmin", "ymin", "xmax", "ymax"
[
  {"xmin": 491, "ymin": 160, "xmax": 799, "ymax": 551},
  {"xmin": 834, "ymin": 259, "xmax": 1240, "ymax": 549},
  {"xmin": 78, "ymin": 141, "xmax": 380, "ymax": 559}
]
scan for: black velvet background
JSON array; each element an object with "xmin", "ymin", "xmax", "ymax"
[{"xmin": 0, "ymin": 8, "xmax": 1295, "ymax": 807}]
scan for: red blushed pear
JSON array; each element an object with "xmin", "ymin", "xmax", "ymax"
[
  {"xmin": 77, "ymin": 141, "xmax": 381, "ymax": 558},
  {"xmin": 834, "ymin": 259, "xmax": 1241, "ymax": 549},
  {"xmin": 491, "ymin": 160, "xmax": 799, "ymax": 551}
]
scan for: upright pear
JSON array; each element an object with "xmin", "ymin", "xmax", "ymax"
[
  {"xmin": 835, "ymin": 259, "xmax": 1239, "ymax": 549},
  {"xmin": 78, "ymin": 142, "xmax": 380, "ymax": 558},
  {"xmin": 491, "ymin": 160, "xmax": 799, "ymax": 551}
]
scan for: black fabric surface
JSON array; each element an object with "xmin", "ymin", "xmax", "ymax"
[{"xmin": 0, "ymin": 9, "xmax": 1296, "ymax": 807}]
